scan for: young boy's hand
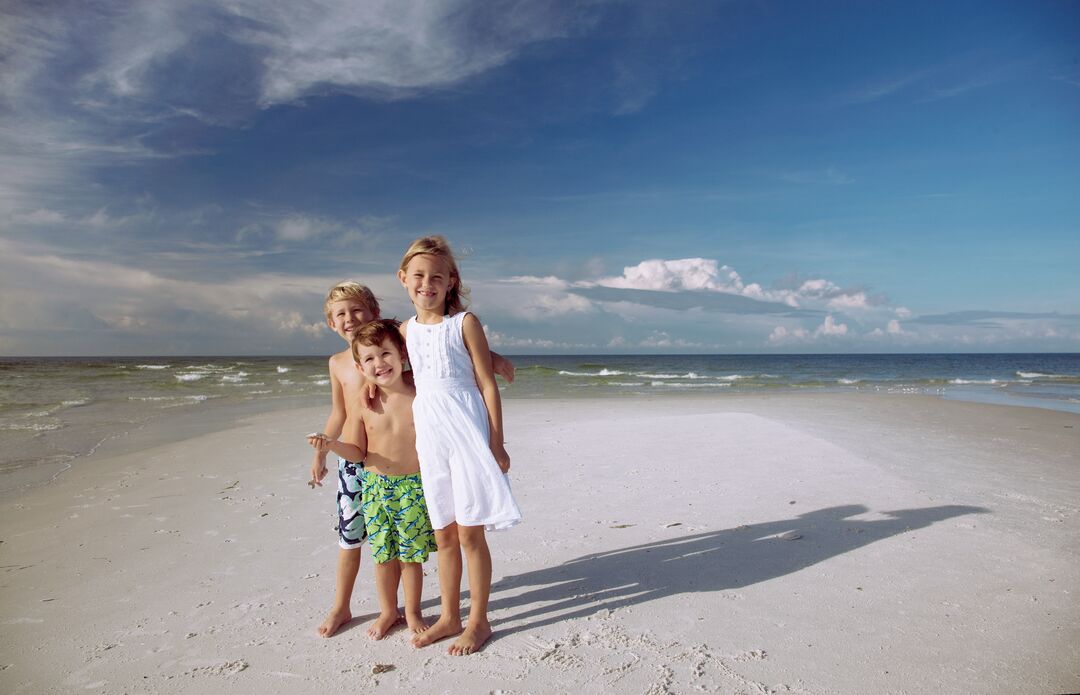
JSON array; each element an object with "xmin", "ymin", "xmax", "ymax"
[
  {"xmin": 362, "ymin": 381, "xmax": 380, "ymax": 409},
  {"xmin": 491, "ymin": 442, "xmax": 511, "ymax": 473},
  {"xmin": 309, "ymin": 451, "xmax": 328, "ymax": 488},
  {"xmin": 307, "ymin": 432, "xmax": 333, "ymax": 453},
  {"xmin": 492, "ymin": 352, "xmax": 515, "ymax": 384}
]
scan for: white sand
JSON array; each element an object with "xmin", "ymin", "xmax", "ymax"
[{"xmin": 1, "ymin": 394, "xmax": 1077, "ymax": 694}]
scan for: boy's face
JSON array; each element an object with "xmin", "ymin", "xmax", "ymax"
[
  {"xmin": 354, "ymin": 338, "xmax": 404, "ymax": 386},
  {"xmin": 327, "ymin": 299, "xmax": 376, "ymax": 342}
]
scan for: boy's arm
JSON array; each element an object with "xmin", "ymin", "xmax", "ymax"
[
  {"xmin": 463, "ymin": 314, "xmax": 510, "ymax": 473},
  {"xmin": 309, "ymin": 359, "xmax": 346, "ymax": 488},
  {"xmin": 490, "ymin": 351, "xmax": 515, "ymax": 384},
  {"xmin": 312, "ymin": 413, "xmax": 367, "ymax": 463}
]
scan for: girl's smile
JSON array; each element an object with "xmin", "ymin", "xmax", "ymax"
[{"xmin": 399, "ymin": 253, "xmax": 456, "ymax": 319}]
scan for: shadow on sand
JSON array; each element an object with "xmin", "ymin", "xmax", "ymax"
[{"xmin": 486, "ymin": 503, "xmax": 989, "ymax": 635}]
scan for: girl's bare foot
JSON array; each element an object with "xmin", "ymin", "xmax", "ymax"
[
  {"xmin": 367, "ymin": 610, "xmax": 402, "ymax": 639},
  {"xmin": 448, "ymin": 621, "xmax": 492, "ymax": 656},
  {"xmin": 316, "ymin": 607, "xmax": 352, "ymax": 638},
  {"xmin": 411, "ymin": 615, "xmax": 462, "ymax": 647},
  {"xmin": 405, "ymin": 610, "xmax": 428, "ymax": 634}
]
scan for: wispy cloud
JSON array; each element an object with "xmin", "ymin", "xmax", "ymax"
[{"xmin": 777, "ymin": 167, "xmax": 855, "ymax": 185}]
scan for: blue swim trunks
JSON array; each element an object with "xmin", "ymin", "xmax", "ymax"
[{"xmin": 336, "ymin": 458, "xmax": 366, "ymax": 550}]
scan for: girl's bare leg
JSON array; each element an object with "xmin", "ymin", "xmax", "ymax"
[
  {"xmin": 412, "ymin": 524, "xmax": 464, "ymax": 647},
  {"xmin": 450, "ymin": 524, "xmax": 492, "ymax": 655}
]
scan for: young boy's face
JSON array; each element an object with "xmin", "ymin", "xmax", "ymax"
[
  {"xmin": 327, "ymin": 299, "xmax": 376, "ymax": 342},
  {"xmin": 354, "ymin": 338, "xmax": 404, "ymax": 387}
]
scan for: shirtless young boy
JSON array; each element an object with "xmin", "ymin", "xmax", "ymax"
[
  {"xmin": 309, "ymin": 282, "xmax": 514, "ymax": 638},
  {"xmin": 310, "ymin": 319, "xmax": 437, "ymax": 637},
  {"xmin": 309, "ymin": 282, "xmax": 381, "ymax": 637}
]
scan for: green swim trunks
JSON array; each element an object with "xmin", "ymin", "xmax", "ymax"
[{"xmin": 360, "ymin": 470, "xmax": 437, "ymax": 564}]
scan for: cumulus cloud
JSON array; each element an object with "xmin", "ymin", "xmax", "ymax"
[
  {"xmin": 582, "ymin": 258, "xmax": 889, "ymax": 316},
  {"xmin": 484, "ymin": 327, "xmax": 593, "ymax": 351},
  {"xmin": 768, "ymin": 315, "xmax": 849, "ymax": 345}
]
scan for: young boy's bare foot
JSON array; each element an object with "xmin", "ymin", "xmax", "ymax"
[
  {"xmin": 367, "ymin": 610, "xmax": 402, "ymax": 640},
  {"xmin": 448, "ymin": 621, "xmax": 492, "ymax": 656},
  {"xmin": 411, "ymin": 615, "xmax": 462, "ymax": 648},
  {"xmin": 316, "ymin": 607, "xmax": 352, "ymax": 638},
  {"xmin": 405, "ymin": 610, "xmax": 428, "ymax": 634}
]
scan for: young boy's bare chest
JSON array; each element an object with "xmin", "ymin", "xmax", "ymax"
[{"xmin": 362, "ymin": 395, "xmax": 418, "ymax": 474}]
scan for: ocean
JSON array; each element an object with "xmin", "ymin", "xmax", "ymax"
[{"xmin": 1, "ymin": 353, "xmax": 1078, "ymax": 496}]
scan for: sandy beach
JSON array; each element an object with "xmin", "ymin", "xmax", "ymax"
[{"xmin": 1, "ymin": 393, "xmax": 1077, "ymax": 694}]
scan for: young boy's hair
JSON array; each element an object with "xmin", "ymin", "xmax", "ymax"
[
  {"xmin": 323, "ymin": 281, "xmax": 380, "ymax": 320},
  {"xmin": 399, "ymin": 235, "xmax": 470, "ymax": 316},
  {"xmin": 351, "ymin": 319, "xmax": 406, "ymax": 365}
]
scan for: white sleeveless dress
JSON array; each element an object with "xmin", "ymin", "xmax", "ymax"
[{"xmin": 405, "ymin": 312, "xmax": 521, "ymax": 531}]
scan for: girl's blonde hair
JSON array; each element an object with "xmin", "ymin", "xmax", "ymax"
[{"xmin": 399, "ymin": 235, "xmax": 470, "ymax": 316}]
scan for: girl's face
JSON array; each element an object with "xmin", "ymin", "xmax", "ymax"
[{"xmin": 399, "ymin": 253, "xmax": 455, "ymax": 315}]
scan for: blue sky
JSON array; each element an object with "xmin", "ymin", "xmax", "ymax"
[{"xmin": 1, "ymin": 0, "xmax": 1078, "ymax": 355}]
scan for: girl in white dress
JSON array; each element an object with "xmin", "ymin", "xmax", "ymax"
[{"xmin": 397, "ymin": 235, "xmax": 521, "ymax": 655}]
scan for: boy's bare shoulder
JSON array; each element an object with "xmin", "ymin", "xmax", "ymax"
[{"xmin": 328, "ymin": 349, "xmax": 355, "ymax": 377}]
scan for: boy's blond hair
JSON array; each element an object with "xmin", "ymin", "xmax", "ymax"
[
  {"xmin": 399, "ymin": 235, "xmax": 470, "ymax": 316},
  {"xmin": 323, "ymin": 281, "xmax": 380, "ymax": 320}
]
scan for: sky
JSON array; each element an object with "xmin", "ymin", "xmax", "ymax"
[{"xmin": 1, "ymin": 0, "xmax": 1078, "ymax": 356}]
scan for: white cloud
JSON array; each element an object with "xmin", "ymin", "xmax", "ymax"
[
  {"xmin": 275, "ymin": 310, "xmax": 326, "ymax": 338},
  {"xmin": 767, "ymin": 315, "xmax": 849, "ymax": 345},
  {"xmin": 10, "ymin": 208, "xmax": 66, "ymax": 225},
  {"xmin": 827, "ymin": 291, "xmax": 871, "ymax": 311},
  {"xmin": 816, "ymin": 315, "xmax": 848, "ymax": 336},
  {"xmin": 887, "ymin": 319, "xmax": 903, "ymax": 335},
  {"xmin": 594, "ymin": 258, "xmax": 736, "ymax": 292},
  {"xmin": 484, "ymin": 327, "xmax": 592, "ymax": 351}
]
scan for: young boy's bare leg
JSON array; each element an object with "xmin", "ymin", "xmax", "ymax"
[
  {"xmin": 449, "ymin": 524, "xmax": 493, "ymax": 655},
  {"xmin": 401, "ymin": 561, "xmax": 427, "ymax": 633},
  {"xmin": 368, "ymin": 559, "xmax": 403, "ymax": 639},
  {"xmin": 412, "ymin": 524, "xmax": 463, "ymax": 647},
  {"xmin": 317, "ymin": 547, "xmax": 360, "ymax": 637}
]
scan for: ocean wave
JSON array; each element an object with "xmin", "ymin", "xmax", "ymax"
[
  {"xmin": 277, "ymin": 366, "xmax": 290, "ymax": 373},
  {"xmin": 1016, "ymin": 371, "xmax": 1080, "ymax": 382},
  {"xmin": 221, "ymin": 372, "xmax": 249, "ymax": 383},
  {"xmin": 558, "ymin": 369, "xmax": 627, "ymax": 377},
  {"xmin": 175, "ymin": 372, "xmax": 208, "ymax": 382},
  {"xmin": 249, "ymin": 390, "xmax": 272, "ymax": 395},
  {"xmin": 135, "ymin": 364, "xmax": 170, "ymax": 370},
  {"xmin": 717, "ymin": 374, "xmax": 749, "ymax": 381},
  {"xmin": 650, "ymin": 381, "xmax": 731, "ymax": 388},
  {"xmin": 1, "ymin": 422, "xmax": 62, "ymax": 431},
  {"xmin": 62, "ymin": 399, "xmax": 90, "ymax": 407},
  {"xmin": 278, "ymin": 379, "xmax": 293, "ymax": 385},
  {"xmin": 312, "ymin": 379, "xmax": 330, "ymax": 386},
  {"xmin": 838, "ymin": 378, "xmax": 861, "ymax": 384},
  {"xmin": 638, "ymin": 371, "xmax": 712, "ymax": 379},
  {"xmin": 948, "ymin": 378, "xmax": 999, "ymax": 385}
]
